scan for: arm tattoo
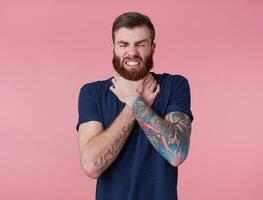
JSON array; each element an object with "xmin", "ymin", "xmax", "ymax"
[
  {"xmin": 132, "ymin": 96, "xmax": 191, "ymax": 166},
  {"xmin": 93, "ymin": 123, "xmax": 133, "ymax": 173}
]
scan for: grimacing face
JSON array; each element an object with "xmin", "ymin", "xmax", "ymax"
[{"xmin": 112, "ymin": 26, "xmax": 156, "ymax": 81}]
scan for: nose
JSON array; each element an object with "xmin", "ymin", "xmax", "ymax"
[{"xmin": 126, "ymin": 45, "xmax": 138, "ymax": 58}]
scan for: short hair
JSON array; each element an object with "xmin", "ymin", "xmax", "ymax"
[{"xmin": 112, "ymin": 12, "xmax": 155, "ymax": 44}]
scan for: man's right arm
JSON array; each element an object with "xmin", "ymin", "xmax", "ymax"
[{"xmin": 78, "ymin": 105, "xmax": 135, "ymax": 179}]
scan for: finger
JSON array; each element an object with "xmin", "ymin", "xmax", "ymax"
[
  {"xmin": 144, "ymin": 78, "xmax": 151, "ymax": 88},
  {"xmin": 144, "ymin": 77, "xmax": 151, "ymax": 85},
  {"xmin": 149, "ymin": 80, "xmax": 157, "ymax": 91},
  {"xmin": 111, "ymin": 78, "xmax": 116, "ymax": 84},
  {"xmin": 147, "ymin": 72, "xmax": 153, "ymax": 78},
  {"xmin": 113, "ymin": 74, "xmax": 119, "ymax": 80},
  {"xmin": 145, "ymin": 74, "xmax": 153, "ymax": 85},
  {"xmin": 146, "ymin": 78, "xmax": 154, "ymax": 89},
  {"xmin": 144, "ymin": 73, "xmax": 152, "ymax": 82},
  {"xmin": 153, "ymin": 84, "xmax": 160, "ymax": 95},
  {"xmin": 137, "ymin": 81, "xmax": 144, "ymax": 94}
]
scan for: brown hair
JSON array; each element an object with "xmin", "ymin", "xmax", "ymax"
[{"xmin": 112, "ymin": 12, "xmax": 155, "ymax": 44}]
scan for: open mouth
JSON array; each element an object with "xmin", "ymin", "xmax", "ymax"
[
  {"xmin": 124, "ymin": 59, "xmax": 141, "ymax": 69},
  {"xmin": 125, "ymin": 60, "xmax": 140, "ymax": 66}
]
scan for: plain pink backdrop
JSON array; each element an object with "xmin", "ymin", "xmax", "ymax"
[{"xmin": 1, "ymin": 0, "xmax": 263, "ymax": 199}]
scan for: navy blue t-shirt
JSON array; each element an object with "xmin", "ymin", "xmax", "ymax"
[{"xmin": 76, "ymin": 72, "xmax": 194, "ymax": 200}]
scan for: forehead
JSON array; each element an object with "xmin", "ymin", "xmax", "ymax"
[{"xmin": 114, "ymin": 26, "xmax": 151, "ymax": 43}]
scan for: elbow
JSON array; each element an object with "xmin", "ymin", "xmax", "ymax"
[
  {"xmin": 171, "ymin": 143, "xmax": 190, "ymax": 167},
  {"xmin": 81, "ymin": 159, "xmax": 101, "ymax": 179},
  {"xmin": 171, "ymin": 157, "xmax": 186, "ymax": 167},
  {"xmin": 170, "ymin": 153, "xmax": 188, "ymax": 167},
  {"xmin": 84, "ymin": 165, "xmax": 100, "ymax": 179}
]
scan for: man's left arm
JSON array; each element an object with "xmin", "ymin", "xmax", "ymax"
[{"xmin": 132, "ymin": 96, "xmax": 192, "ymax": 167}]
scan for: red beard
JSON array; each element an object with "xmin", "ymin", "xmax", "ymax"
[{"xmin": 112, "ymin": 52, "xmax": 154, "ymax": 81}]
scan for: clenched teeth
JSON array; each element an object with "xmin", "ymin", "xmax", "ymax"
[{"xmin": 126, "ymin": 61, "xmax": 140, "ymax": 66}]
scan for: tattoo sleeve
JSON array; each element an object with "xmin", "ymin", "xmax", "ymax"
[
  {"xmin": 132, "ymin": 96, "xmax": 192, "ymax": 166},
  {"xmin": 93, "ymin": 122, "xmax": 133, "ymax": 173}
]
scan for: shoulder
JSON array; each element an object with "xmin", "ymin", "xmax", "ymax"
[
  {"xmin": 79, "ymin": 77, "xmax": 112, "ymax": 95},
  {"xmin": 152, "ymin": 72, "xmax": 190, "ymax": 88},
  {"xmin": 164, "ymin": 73, "xmax": 188, "ymax": 83}
]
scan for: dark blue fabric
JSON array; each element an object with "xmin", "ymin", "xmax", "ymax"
[{"xmin": 76, "ymin": 72, "xmax": 194, "ymax": 200}]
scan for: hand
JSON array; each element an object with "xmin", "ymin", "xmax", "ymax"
[
  {"xmin": 141, "ymin": 73, "xmax": 160, "ymax": 106},
  {"xmin": 109, "ymin": 74, "xmax": 143, "ymax": 108}
]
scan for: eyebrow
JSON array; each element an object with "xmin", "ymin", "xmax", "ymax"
[
  {"xmin": 117, "ymin": 39, "xmax": 149, "ymax": 45},
  {"xmin": 135, "ymin": 39, "xmax": 148, "ymax": 45},
  {"xmin": 117, "ymin": 41, "xmax": 129, "ymax": 44}
]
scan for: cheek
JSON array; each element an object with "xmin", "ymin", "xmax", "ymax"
[
  {"xmin": 138, "ymin": 48, "xmax": 151, "ymax": 57},
  {"xmin": 140, "ymin": 52, "xmax": 151, "ymax": 61},
  {"xmin": 113, "ymin": 46, "xmax": 122, "ymax": 54},
  {"xmin": 114, "ymin": 49, "xmax": 125, "ymax": 58}
]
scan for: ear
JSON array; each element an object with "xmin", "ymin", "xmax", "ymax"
[
  {"xmin": 152, "ymin": 42, "xmax": 156, "ymax": 54},
  {"xmin": 111, "ymin": 43, "xmax": 114, "ymax": 53}
]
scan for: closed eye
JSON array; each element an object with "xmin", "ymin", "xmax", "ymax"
[{"xmin": 119, "ymin": 44, "xmax": 128, "ymax": 47}]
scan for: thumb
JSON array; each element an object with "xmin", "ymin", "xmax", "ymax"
[{"xmin": 137, "ymin": 82, "xmax": 144, "ymax": 94}]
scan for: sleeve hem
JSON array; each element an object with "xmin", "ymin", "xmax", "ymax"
[{"xmin": 165, "ymin": 107, "xmax": 194, "ymax": 122}]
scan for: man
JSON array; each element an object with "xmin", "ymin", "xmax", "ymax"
[{"xmin": 76, "ymin": 12, "xmax": 194, "ymax": 200}]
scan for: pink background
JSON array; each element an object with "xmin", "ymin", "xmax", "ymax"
[{"xmin": 1, "ymin": 1, "xmax": 263, "ymax": 199}]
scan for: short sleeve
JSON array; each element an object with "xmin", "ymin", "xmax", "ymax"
[
  {"xmin": 76, "ymin": 85, "xmax": 101, "ymax": 131},
  {"xmin": 166, "ymin": 76, "xmax": 194, "ymax": 122}
]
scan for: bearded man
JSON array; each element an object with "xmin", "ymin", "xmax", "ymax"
[{"xmin": 76, "ymin": 12, "xmax": 194, "ymax": 200}]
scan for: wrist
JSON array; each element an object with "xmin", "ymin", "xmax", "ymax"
[
  {"xmin": 126, "ymin": 94, "xmax": 140, "ymax": 108},
  {"xmin": 123, "ymin": 104, "xmax": 136, "ymax": 120},
  {"xmin": 131, "ymin": 95, "xmax": 144, "ymax": 112}
]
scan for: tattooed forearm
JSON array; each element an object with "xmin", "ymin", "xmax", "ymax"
[
  {"xmin": 132, "ymin": 96, "xmax": 191, "ymax": 166},
  {"xmin": 94, "ymin": 123, "xmax": 133, "ymax": 173}
]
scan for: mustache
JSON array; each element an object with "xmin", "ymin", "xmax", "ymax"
[{"xmin": 123, "ymin": 56, "xmax": 143, "ymax": 62}]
